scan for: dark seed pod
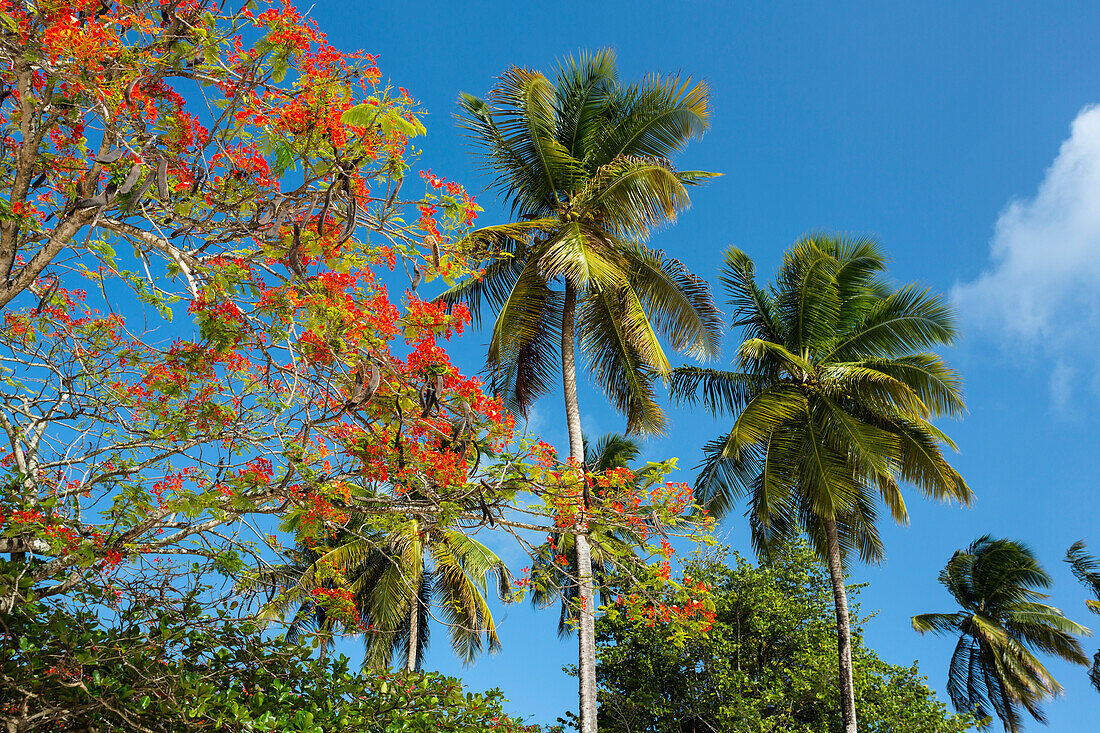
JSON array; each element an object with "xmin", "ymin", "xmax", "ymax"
[
  {"xmin": 122, "ymin": 178, "xmax": 153, "ymax": 214},
  {"xmin": 156, "ymin": 160, "xmax": 169, "ymax": 199},
  {"xmin": 103, "ymin": 182, "xmax": 118, "ymax": 204},
  {"xmin": 385, "ymin": 174, "xmax": 403, "ymax": 208},
  {"xmin": 74, "ymin": 193, "xmax": 108, "ymax": 210},
  {"xmin": 288, "ymin": 222, "xmax": 304, "ymax": 278},
  {"xmin": 317, "ymin": 180, "xmax": 336, "ymax": 236},
  {"xmin": 410, "ymin": 267, "xmax": 423, "ymax": 292},
  {"xmin": 190, "ymin": 163, "xmax": 206, "ymax": 196},
  {"xmin": 335, "ymin": 195, "xmax": 358, "ymax": 244},
  {"xmin": 124, "ymin": 77, "xmax": 139, "ymax": 107},
  {"xmin": 34, "ymin": 278, "xmax": 58, "ymax": 314},
  {"xmin": 96, "ymin": 148, "xmax": 124, "ymax": 165},
  {"xmin": 118, "ymin": 163, "xmax": 143, "ymax": 194},
  {"xmin": 0, "ymin": 90, "xmax": 11, "ymax": 107},
  {"xmin": 30, "ymin": 171, "xmax": 48, "ymax": 189}
]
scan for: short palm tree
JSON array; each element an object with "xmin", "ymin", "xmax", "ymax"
[
  {"xmin": 1065, "ymin": 540, "xmax": 1100, "ymax": 691},
  {"xmin": 252, "ymin": 512, "xmax": 510, "ymax": 672},
  {"xmin": 914, "ymin": 536, "xmax": 1090, "ymax": 731},
  {"xmin": 530, "ymin": 433, "xmax": 650, "ymax": 635},
  {"xmin": 669, "ymin": 236, "xmax": 971, "ymax": 733},
  {"xmin": 441, "ymin": 50, "xmax": 721, "ymax": 733}
]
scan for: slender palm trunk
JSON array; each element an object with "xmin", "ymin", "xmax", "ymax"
[
  {"xmin": 823, "ymin": 517, "xmax": 858, "ymax": 733},
  {"xmin": 406, "ymin": 593, "xmax": 419, "ymax": 672},
  {"xmin": 562, "ymin": 281, "xmax": 597, "ymax": 733}
]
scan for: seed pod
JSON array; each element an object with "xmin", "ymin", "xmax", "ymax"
[
  {"xmin": 317, "ymin": 180, "xmax": 336, "ymax": 236},
  {"xmin": 385, "ymin": 174, "xmax": 403, "ymax": 208},
  {"xmin": 103, "ymin": 182, "xmax": 118, "ymax": 204},
  {"xmin": 156, "ymin": 159, "xmax": 169, "ymax": 199},
  {"xmin": 118, "ymin": 163, "xmax": 143, "ymax": 194},
  {"xmin": 34, "ymin": 278, "xmax": 58, "ymax": 315},
  {"xmin": 96, "ymin": 148, "xmax": 124, "ymax": 165},
  {"xmin": 30, "ymin": 171, "xmax": 48, "ymax": 189},
  {"xmin": 425, "ymin": 234, "xmax": 440, "ymax": 269},
  {"xmin": 124, "ymin": 77, "xmax": 139, "ymax": 107},
  {"xmin": 0, "ymin": 90, "xmax": 11, "ymax": 107},
  {"xmin": 288, "ymin": 222, "xmax": 304, "ymax": 279},
  {"xmin": 74, "ymin": 192, "xmax": 108, "ymax": 210},
  {"xmin": 335, "ymin": 195, "xmax": 358, "ymax": 244},
  {"xmin": 170, "ymin": 224, "xmax": 194, "ymax": 238},
  {"xmin": 410, "ymin": 267, "xmax": 423, "ymax": 293},
  {"xmin": 268, "ymin": 204, "xmax": 288, "ymax": 237},
  {"xmin": 122, "ymin": 178, "xmax": 153, "ymax": 214},
  {"xmin": 190, "ymin": 163, "xmax": 206, "ymax": 196}
]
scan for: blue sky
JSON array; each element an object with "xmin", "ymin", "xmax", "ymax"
[{"xmin": 311, "ymin": 2, "xmax": 1100, "ymax": 728}]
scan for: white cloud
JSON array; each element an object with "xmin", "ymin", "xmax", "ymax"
[{"xmin": 954, "ymin": 105, "xmax": 1100, "ymax": 401}]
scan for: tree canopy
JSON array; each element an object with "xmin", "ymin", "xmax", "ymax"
[{"xmin": 591, "ymin": 543, "xmax": 979, "ymax": 733}]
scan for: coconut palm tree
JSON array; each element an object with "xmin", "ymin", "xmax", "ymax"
[
  {"xmin": 669, "ymin": 236, "xmax": 971, "ymax": 733},
  {"xmin": 440, "ymin": 49, "xmax": 721, "ymax": 733},
  {"xmin": 914, "ymin": 536, "xmax": 1090, "ymax": 731},
  {"xmin": 1065, "ymin": 540, "xmax": 1100, "ymax": 691},
  {"xmin": 251, "ymin": 512, "xmax": 510, "ymax": 672}
]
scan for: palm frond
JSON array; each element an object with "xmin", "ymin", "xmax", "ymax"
[
  {"xmin": 620, "ymin": 244, "xmax": 722, "ymax": 359},
  {"xmin": 588, "ymin": 74, "xmax": 711, "ymax": 167},
  {"xmin": 668, "ymin": 367, "xmax": 764, "ymax": 417}
]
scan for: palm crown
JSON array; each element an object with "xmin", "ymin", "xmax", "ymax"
[
  {"xmin": 248, "ymin": 512, "xmax": 509, "ymax": 671},
  {"xmin": 439, "ymin": 49, "xmax": 722, "ymax": 434},
  {"xmin": 670, "ymin": 235, "xmax": 972, "ymax": 562},
  {"xmin": 914, "ymin": 536, "xmax": 1090, "ymax": 731}
]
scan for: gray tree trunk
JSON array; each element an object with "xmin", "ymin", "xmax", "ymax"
[
  {"xmin": 406, "ymin": 590, "xmax": 419, "ymax": 673},
  {"xmin": 562, "ymin": 281, "xmax": 597, "ymax": 733},
  {"xmin": 824, "ymin": 517, "xmax": 858, "ymax": 733}
]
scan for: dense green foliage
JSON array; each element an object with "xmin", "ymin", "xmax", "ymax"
[
  {"xmin": 1, "ymin": 593, "xmax": 542, "ymax": 733},
  {"xmin": 591, "ymin": 544, "xmax": 978, "ymax": 733},
  {"xmin": 914, "ymin": 536, "xmax": 1089, "ymax": 731}
]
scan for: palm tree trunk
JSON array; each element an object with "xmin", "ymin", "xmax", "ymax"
[
  {"xmin": 406, "ymin": 593, "xmax": 419, "ymax": 672},
  {"xmin": 823, "ymin": 517, "xmax": 858, "ymax": 733},
  {"xmin": 562, "ymin": 280, "xmax": 598, "ymax": 733}
]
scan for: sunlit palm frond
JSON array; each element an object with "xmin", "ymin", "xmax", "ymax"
[
  {"xmin": 620, "ymin": 244, "xmax": 722, "ymax": 359},
  {"xmin": 577, "ymin": 286, "xmax": 666, "ymax": 435},
  {"xmin": 588, "ymin": 74, "xmax": 711, "ymax": 167}
]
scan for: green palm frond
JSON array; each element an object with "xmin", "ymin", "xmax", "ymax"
[
  {"xmin": 577, "ymin": 286, "xmax": 667, "ymax": 435},
  {"xmin": 1066, "ymin": 541, "xmax": 1100, "ymax": 610},
  {"xmin": 777, "ymin": 238, "xmax": 844, "ymax": 355},
  {"xmin": 718, "ymin": 247, "xmax": 782, "ymax": 344},
  {"xmin": 553, "ymin": 49, "xmax": 618, "ymax": 162},
  {"xmin": 584, "ymin": 432, "xmax": 642, "ymax": 471},
  {"xmin": 620, "ymin": 244, "xmax": 722, "ymax": 359},
  {"xmin": 588, "ymin": 74, "xmax": 711, "ymax": 167},
  {"xmin": 570, "ymin": 156, "xmax": 694, "ymax": 240},
  {"xmin": 668, "ymin": 367, "xmax": 765, "ymax": 417},
  {"xmin": 486, "ymin": 255, "xmax": 562, "ymax": 413},
  {"xmin": 825, "ymin": 283, "xmax": 957, "ymax": 362}
]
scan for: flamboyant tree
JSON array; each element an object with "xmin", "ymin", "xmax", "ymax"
[
  {"xmin": 0, "ymin": 0, "xmax": 510, "ymax": 621},
  {"xmin": 0, "ymin": 12, "xmax": 714, "ymax": 722}
]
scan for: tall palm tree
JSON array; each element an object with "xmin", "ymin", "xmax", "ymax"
[
  {"xmin": 440, "ymin": 50, "xmax": 721, "ymax": 733},
  {"xmin": 251, "ymin": 512, "xmax": 510, "ymax": 672},
  {"xmin": 669, "ymin": 236, "xmax": 971, "ymax": 733},
  {"xmin": 1065, "ymin": 540, "xmax": 1100, "ymax": 691},
  {"xmin": 914, "ymin": 536, "xmax": 1090, "ymax": 731}
]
